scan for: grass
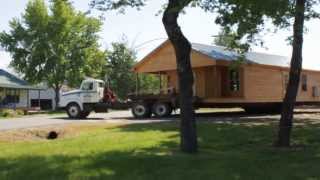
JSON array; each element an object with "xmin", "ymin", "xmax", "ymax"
[{"xmin": 0, "ymin": 121, "xmax": 320, "ymax": 180}]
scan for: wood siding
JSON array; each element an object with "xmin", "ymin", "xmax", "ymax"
[
  {"xmin": 135, "ymin": 41, "xmax": 320, "ymax": 104},
  {"xmin": 166, "ymin": 64, "xmax": 320, "ymax": 103},
  {"xmin": 134, "ymin": 43, "xmax": 216, "ymax": 73}
]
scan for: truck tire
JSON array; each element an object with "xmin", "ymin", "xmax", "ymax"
[
  {"xmin": 79, "ymin": 111, "xmax": 90, "ymax": 119},
  {"xmin": 66, "ymin": 103, "xmax": 81, "ymax": 119},
  {"xmin": 132, "ymin": 102, "xmax": 152, "ymax": 119},
  {"xmin": 152, "ymin": 102, "xmax": 172, "ymax": 118}
]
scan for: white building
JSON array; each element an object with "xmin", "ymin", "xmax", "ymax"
[
  {"xmin": 28, "ymin": 88, "xmax": 56, "ymax": 110},
  {"xmin": 0, "ymin": 69, "xmax": 43, "ymax": 109}
]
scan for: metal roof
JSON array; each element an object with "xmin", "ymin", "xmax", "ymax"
[
  {"xmin": 192, "ymin": 43, "xmax": 291, "ymax": 67},
  {"xmin": 0, "ymin": 69, "xmax": 43, "ymax": 90}
]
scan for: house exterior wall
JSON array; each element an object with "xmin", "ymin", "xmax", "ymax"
[
  {"xmin": 135, "ymin": 41, "xmax": 320, "ymax": 105},
  {"xmin": 243, "ymin": 65, "xmax": 320, "ymax": 103},
  {"xmin": 165, "ymin": 63, "xmax": 320, "ymax": 104},
  {"xmin": 16, "ymin": 90, "xmax": 28, "ymax": 108},
  {"xmin": 29, "ymin": 88, "xmax": 56, "ymax": 110},
  {"xmin": 243, "ymin": 65, "xmax": 284, "ymax": 102}
]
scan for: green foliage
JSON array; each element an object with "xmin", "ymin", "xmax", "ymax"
[
  {"xmin": 0, "ymin": 122, "xmax": 320, "ymax": 179},
  {"xmin": 139, "ymin": 73, "xmax": 161, "ymax": 94},
  {"xmin": 90, "ymin": 0, "xmax": 146, "ymax": 13},
  {"xmin": 202, "ymin": 0, "xmax": 319, "ymax": 50},
  {"xmin": 89, "ymin": 0, "xmax": 319, "ymax": 53},
  {"xmin": 106, "ymin": 42, "xmax": 136, "ymax": 99},
  {"xmin": 0, "ymin": 0, "xmax": 106, "ymax": 90},
  {"xmin": 106, "ymin": 42, "xmax": 160, "ymax": 99}
]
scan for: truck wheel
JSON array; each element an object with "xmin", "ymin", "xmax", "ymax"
[
  {"xmin": 79, "ymin": 111, "xmax": 90, "ymax": 119},
  {"xmin": 132, "ymin": 102, "xmax": 152, "ymax": 119},
  {"xmin": 152, "ymin": 102, "xmax": 172, "ymax": 118},
  {"xmin": 67, "ymin": 103, "xmax": 81, "ymax": 119}
]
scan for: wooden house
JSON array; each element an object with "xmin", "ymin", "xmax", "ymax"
[{"xmin": 131, "ymin": 40, "xmax": 320, "ymax": 115}]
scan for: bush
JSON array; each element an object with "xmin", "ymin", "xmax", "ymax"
[{"xmin": 0, "ymin": 109, "xmax": 24, "ymax": 118}]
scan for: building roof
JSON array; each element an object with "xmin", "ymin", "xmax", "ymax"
[
  {"xmin": 0, "ymin": 69, "xmax": 43, "ymax": 90},
  {"xmin": 133, "ymin": 40, "xmax": 293, "ymax": 73},
  {"xmin": 191, "ymin": 43, "xmax": 291, "ymax": 67}
]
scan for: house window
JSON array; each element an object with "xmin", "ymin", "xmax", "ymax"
[
  {"xmin": 229, "ymin": 70, "xmax": 240, "ymax": 92},
  {"xmin": 302, "ymin": 74, "xmax": 307, "ymax": 91},
  {"xmin": 5, "ymin": 89, "xmax": 20, "ymax": 104}
]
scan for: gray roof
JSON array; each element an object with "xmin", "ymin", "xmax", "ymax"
[
  {"xmin": 0, "ymin": 69, "xmax": 42, "ymax": 90},
  {"xmin": 192, "ymin": 43, "xmax": 291, "ymax": 67}
]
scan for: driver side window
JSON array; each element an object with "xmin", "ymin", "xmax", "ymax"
[{"xmin": 82, "ymin": 82, "xmax": 93, "ymax": 91}]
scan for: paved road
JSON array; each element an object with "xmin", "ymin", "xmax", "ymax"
[
  {"xmin": 0, "ymin": 111, "xmax": 172, "ymax": 131},
  {"xmin": 2, "ymin": 108, "xmax": 320, "ymax": 131}
]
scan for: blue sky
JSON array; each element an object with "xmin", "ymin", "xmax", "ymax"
[{"xmin": 1, "ymin": 0, "xmax": 320, "ymax": 72}]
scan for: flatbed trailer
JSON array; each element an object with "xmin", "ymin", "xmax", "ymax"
[{"xmin": 126, "ymin": 93, "xmax": 320, "ymax": 118}]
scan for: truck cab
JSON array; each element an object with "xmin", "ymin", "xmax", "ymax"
[{"xmin": 59, "ymin": 79, "xmax": 106, "ymax": 118}]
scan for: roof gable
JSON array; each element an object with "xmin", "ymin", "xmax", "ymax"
[{"xmin": 133, "ymin": 40, "xmax": 216, "ymax": 73}]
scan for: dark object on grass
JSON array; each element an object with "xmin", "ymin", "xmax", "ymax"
[{"xmin": 47, "ymin": 131, "xmax": 59, "ymax": 140}]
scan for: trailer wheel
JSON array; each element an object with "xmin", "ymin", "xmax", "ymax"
[
  {"xmin": 152, "ymin": 102, "xmax": 172, "ymax": 118},
  {"xmin": 132, "ymin": 102, "xmax": 152, "ymax": 118},
  {"xmin": 67, "ymin": 103, "xmax": 81, "ymax": 119}
]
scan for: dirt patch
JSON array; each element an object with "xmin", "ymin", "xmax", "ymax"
[
  {"xmin": 0, "ymin": 126, "xmax": 72, "ymax": 142},
  {"xmin": 0, "ymin": 123, "xmax": 123, "ymax": 143}
]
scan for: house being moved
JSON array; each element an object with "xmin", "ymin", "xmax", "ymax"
[{"xmin": 131, "ymin": 40, "xmax": 320, "ymax": 116}]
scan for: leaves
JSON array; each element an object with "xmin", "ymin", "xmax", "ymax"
[
  {"xmin": 0, "ymin": 0, "xmax": 106, "ymax": 89},
  {"xmin": 90, "ymin": 0, "xmax": 146, "ymax": 13},
  {"xmin": 105, "ymin": 42, "xmax": 160, "ymax": 99}
]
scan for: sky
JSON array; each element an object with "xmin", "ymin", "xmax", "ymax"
[{"xmin": 1, "ymin": 0, "xmax": 320, "ymax": 73}]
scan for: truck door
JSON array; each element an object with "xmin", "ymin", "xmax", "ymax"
[{"xmin": 81, "ymin": 81, "xmax": 95, "ymax": 103}]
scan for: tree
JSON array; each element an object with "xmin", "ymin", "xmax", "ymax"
[
  {"xmin": 203, "ymin": 0, "xmax": 319, "ymax": 147},
  {"xmin": 277, "ymin": 0, "xmax": 306, "ymax": 147},
  {"xmin": 106, "ymin": 41, "xmax": 161, "ymax": 100},
  {"xmin": 162, "ymin": 0, "xmax": 198, "ymax": 153},
  {"xmin": 90, "ymin": 0, "xmax": 319, "ymax": 150},
  {"xmin": 106, "ymin": 42, "xmax": 136, "ymax": 99},
  {"xmin": 0, "ymin": 0, "xmax": 106, "ymax": 108},
  {"xmin": 91, "ymin": 0, "xmax": 198, "ymax": 153},
  {"xmin": 213, "ymin": 29, "xmax": 238, "ymax": 47}
]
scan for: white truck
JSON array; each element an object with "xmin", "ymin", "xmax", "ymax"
[
  {"xmin": 59, "ymin": 79, "xmax": 110, "ymax": 118},
  {"xmin": 59, "ymin": 78, "xmax": 178, "ymax": 119}
]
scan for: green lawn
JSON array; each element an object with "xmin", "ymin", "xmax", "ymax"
[{"xmin": 0, "ymin": 121, "xmax": 320, "ymax": 180}]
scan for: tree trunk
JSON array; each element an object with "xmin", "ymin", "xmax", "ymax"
[
  {"xmin": 54, "ymin": 86, "xmax": 60, "ymax": 111},
  {"xmin": 275, "ymin": 0, "xmax": 306, "ymax": 147},
  {"xmin": 162, "ymin": 0, "xmax": 198, "ymax": 153}
]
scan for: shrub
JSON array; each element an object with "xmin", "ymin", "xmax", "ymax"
[{"xmin": 0, "ymin": 109, "xmax": 24, "ymax": 118}]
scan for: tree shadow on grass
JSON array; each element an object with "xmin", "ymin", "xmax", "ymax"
[{"xmin": 0, "ymin": 122, "xmax": 320, "ymax": 180}]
